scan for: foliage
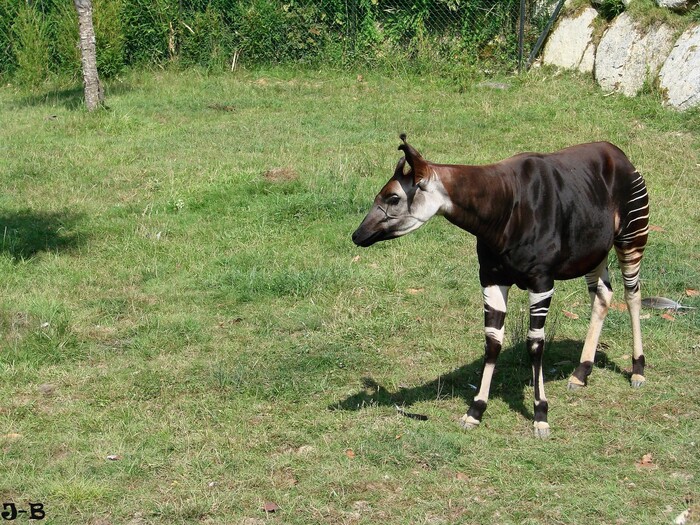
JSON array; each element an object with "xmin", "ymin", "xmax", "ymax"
[
  {"xmin": 11, "ymin": 3, "xmax": 52, "ymax": 86},
  {"xmin": 121, "ymin": 0, "xmax": 177, "ymax": 66},
  {"xmin": 0, "ymin": 0, "xmax": 20, "ymax": 75},
  {"xmin": 1, "ymin": 0, "xmax": 560, "ymax": 84},
  {"xmin": 49, "ymin": 2, "xmax": 81, "ymax": 80},
  {"xmin": 597, "ymin": 0, "xmax": 627, "ymax": 21},
  {"xmin": 179, "ymin": 5, "xmax": 234, "ymax": 69},
  {"xmin": 93, "ymin": 0, "xmax": 126, "ymax": 78}
]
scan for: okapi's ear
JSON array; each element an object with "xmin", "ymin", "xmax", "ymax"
[
  {"xmin": 398, "ymin": 133, "xmax": 429, "ymax": 188},
  {"xmin": 393, "ymin": 156, "xmax": 407, "ymax": 178}
]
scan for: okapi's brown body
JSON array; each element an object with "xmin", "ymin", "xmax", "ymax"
[{"xmin": 352, "ymin": 136, "xmax": 649, "ymax": 438}]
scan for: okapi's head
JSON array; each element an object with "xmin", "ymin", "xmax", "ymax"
[{"xmin": 352, "ymin": 134, "xmax": 447, "ymax": 247}]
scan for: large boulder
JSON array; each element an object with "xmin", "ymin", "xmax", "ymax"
[
  {"xmin": 594, "ymin": 12, "xmax": 674, "ymax": 96},
  {"xmin": 655, "ymin": 0, "xmax": 699, "ymax": 12},
  {"xmin": 542, "ymin": 7, "xmax": 598, "ymax": 73},
  {"xmin": 658, "ymin": 25, "xmax": 700, "ymax": 110}
]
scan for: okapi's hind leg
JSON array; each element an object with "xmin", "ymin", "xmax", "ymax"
[
  {"xmin": 614, "ymin": 171, "xmax": 650, "ymax": 388},
  {"xmin": 568, "ymin": 261, "xmax": 613, "ymax": 390},
  {"xmin": 615, "ymin": 242, "xmax": 647, "ymax": 387}
]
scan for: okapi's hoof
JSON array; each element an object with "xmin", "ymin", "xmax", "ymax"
[
  {"xmin": 567, "ymin": 377, "xmax": 586, "ymax": 391},
  {"xmin": 630, "ymin": 374, "xmax": 646, "ymax": 388},
  {"xmin": 459, "ymin": 414, "xmax": 480, "ymax": 430},
  {"xmin": 533, "ymin": 421, "xmax": 551, "ymax": 439}
]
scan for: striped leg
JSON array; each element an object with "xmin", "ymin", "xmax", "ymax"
[
  {"xmin": 461, "ymin": 285, "xmax": 510, "ymax": 430},
  {"xmin": 616, "ymin": 244, "xmax": 646, "ymax": 387},
  {"xmin": 568, "ymin": 261, "xmax": 613, "ymax": 390},
  {"xmin": 615, "ymin": 171, "xmax": 649, "ymax": 388},
  {"xmin": 528, "ymin": 288, "xmax": 554, "ymax": 438}
]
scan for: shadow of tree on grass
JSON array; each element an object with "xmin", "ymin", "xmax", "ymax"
[
  {"xmin": 19, "ymin": 86, "xmax": 87, "ymax": 111},
  {"xmin": 0, "ymin": 209, "xmax": 86, "ymax": 260},
  {"xmin": 331, "ymin": 339, "xmax": 628, "ymax": 421},
  {"xmin": 16, "ymin": 81, "xmax": 133, "ymax": 111}
]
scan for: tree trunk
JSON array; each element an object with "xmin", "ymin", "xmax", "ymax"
[{"xmin": 74, "ymin": 0, "xmax": 103, "ymax": 110}]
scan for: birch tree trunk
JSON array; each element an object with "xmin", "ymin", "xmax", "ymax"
[{"xmin": 74, "ymin": 0, "xmax": 103, "ymax": 110}]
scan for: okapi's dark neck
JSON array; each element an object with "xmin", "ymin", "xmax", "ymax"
[{"xmin": 435, "ymin": 163, "xmax": 514, "ymax": 250}]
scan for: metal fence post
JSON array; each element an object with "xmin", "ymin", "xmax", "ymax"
[
  {"xmin": 526, "ymin": 0, "xmax": 566, "ymax": 70},
  {"xmin": 518, "ymin": 0, "xmax": 526, "ymax": 73}
]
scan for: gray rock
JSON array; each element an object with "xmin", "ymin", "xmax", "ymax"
[
  {"xmin": 591, "ymin": 0, "xmax": 633, "ymax": 5},
  {"xmin": 543, "ymin": 8, "xmax": 598, "ymax": 73},
  {"xmin": 659, "ymin": 25, "xmax": 700, "ymax": 110},
  {"xmin": 595, "ymin": 12, "xmax": 674, "ymax": 96},
  {"xmin": 655, "ymin": 0, "xmax": 698, "ymax": 12}
]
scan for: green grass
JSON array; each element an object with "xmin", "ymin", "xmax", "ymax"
[{"xmin": 0, "ymin": 67, "xmax": 699, "ymax": 524}]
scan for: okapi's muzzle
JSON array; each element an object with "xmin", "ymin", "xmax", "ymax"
[
  {"xmin": 351, "ymin": 226, "xmax": 375, "ymax": 247},
  {"xmin": 351, "ymin": 207, "xmax": 391, "ymax": 247}
]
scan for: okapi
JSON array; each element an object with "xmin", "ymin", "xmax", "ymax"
[{"xmin": 352, "ymin": 135, "xmax": 649, "ymax": 438}]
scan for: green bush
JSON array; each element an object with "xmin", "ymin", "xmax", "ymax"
[
  {"xmin": 179, "ymin": 5, "xmax": 234, "ymax": 69},
  {"xmin": 12, "ymin": 4, "xmax": 51, "ymax": 86},
  {"xmin": 121, "ymin": 0, "xmax": 178, "ymax": 65},
  {"xmin": 49, "ymin": 2, "xmax": 81, "ymax": 80},
  {"xmin": 231, "ymin": 0, "xmax": 288, "ymax": 64},
  {"xmin": 598, "ymin": 0, "xmax": 626, "ymax": 21},
  {"xmin": 94, "ymin": 0, "xmax": 126, "ymax": 77},
  {"xmin": 0, "ymin": 0, "xmax": 20, "ymax": 76}
]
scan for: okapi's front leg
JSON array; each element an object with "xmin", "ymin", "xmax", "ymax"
[
  {"xmin": 461, "ymin": 285, "xmax": 510, "ymax": 430},
  {"xmin": 528, "ymin": 288, "xmax": 555, "ymax": 438}
]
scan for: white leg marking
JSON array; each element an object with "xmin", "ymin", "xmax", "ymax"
[
  {"xmin": 483, "ymin": 285, "xmax": 510, "ymax": 313},
  {"xmin": 528, "ymin": 327, "xmax": 545, "ymax": 340},
  {"xmin": 474, "ymin": 362, "xmax": 496, "ymax": 404},
  {"xmin": 529, "ymin": 289, "xmax": 554, "ymax": 304},
  {"xmin": 485, "ymin": 326, "xmax": 505, "ymax": 343}
]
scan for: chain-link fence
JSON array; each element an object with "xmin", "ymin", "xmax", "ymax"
[
  {"xmin": 228, "ymin": 0, "xmax": 563, "ymax": 70},
  {"xmin": 298, "ymin": 0, "xmax": 562, "ymax": 69},
  {"xmin": 0, "ymin": 0, "xmax": 563, "ymax": 82}
]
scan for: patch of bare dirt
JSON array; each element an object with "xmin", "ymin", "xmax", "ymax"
[{"xmin": 263, "ymin": 167, "xmax": 299, "ymax": 183}]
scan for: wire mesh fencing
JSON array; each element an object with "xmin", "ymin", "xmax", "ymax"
[
  {"xmin": 286, "ymin": 0, "xmax": 562, "ymax": 70},
  {"xmin": 0, "ymin": 0, "xmax": 564, "ymax": 81}
]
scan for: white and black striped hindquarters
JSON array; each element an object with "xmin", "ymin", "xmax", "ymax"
[
  {"xmin": 614, "ymin": 171, "xmax": 649, "ymax": 386},
  {"xmin": 528, "ymin": 288, "xmax": 554, "ymax": 438}
]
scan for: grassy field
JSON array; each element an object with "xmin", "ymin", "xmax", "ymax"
[{"xmin": 0, "ymin": 67, "xmax": 699, "ymax": 524}]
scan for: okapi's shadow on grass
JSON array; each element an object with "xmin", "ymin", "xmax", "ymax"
[
  {"xmin": 330, "ymin": 339, "xmax": 628, "ymax": 421},
  {"xmin": 0, "ymin": 210, "xmax": 86, "ymax": 260}
]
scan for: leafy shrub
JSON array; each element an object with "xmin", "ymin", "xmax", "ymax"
[
  {"xmin": 94, "ymin": 0, "xmax": 126, "ymax": 77},
  {"xmin": 12, "ymin": 4, "xmax": 51, "ymax": 86},
  {"xmin": 179, "ymin": 5, "xmax": 235, "ymax": 69},
  {"xmin": 0, "ymin": 0, "xmax": 20, "ymax": 76},
  {"xmin": 121, "ymin": 0, "xmax": 178, "ymax": 65},
  {"xmin": 49, "ymin": 2, "xmax": 81, "ymax": 80},
  {"xmin": 597, "ymin": 0, "xmax": 626, "ymax": 21},
  {"xmin": 231, "ymin": 0, "xmax": 288, "ymax": 64}
]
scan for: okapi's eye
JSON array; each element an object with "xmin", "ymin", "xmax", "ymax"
[{"xmin": 386, "ymin": 194, "xmax": 401, "ymax": 205}]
